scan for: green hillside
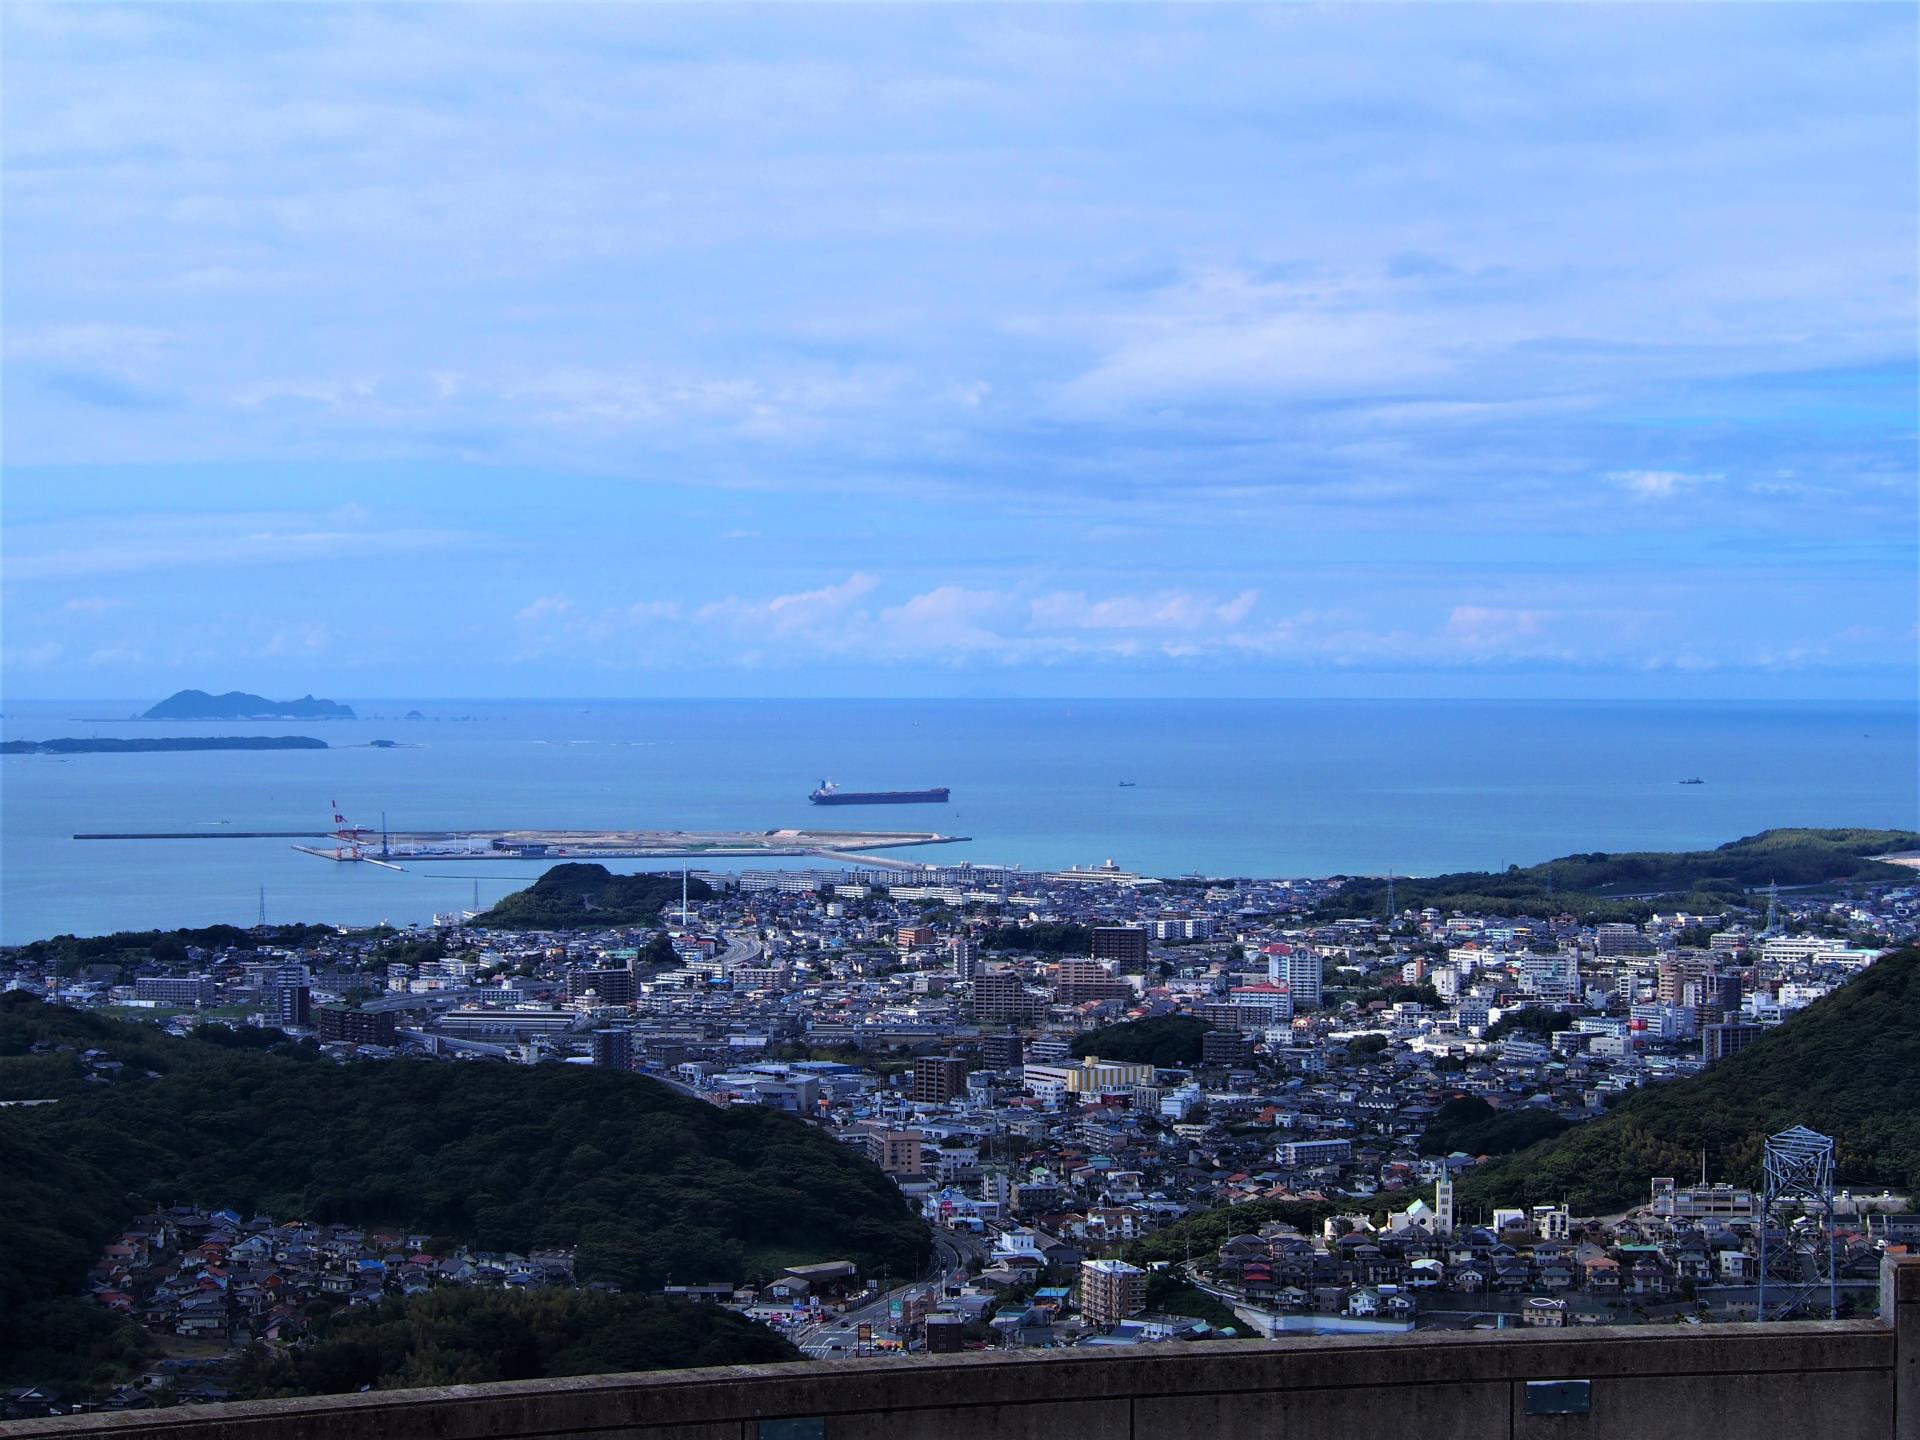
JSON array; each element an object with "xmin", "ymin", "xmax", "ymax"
[
  {"xmin": 1320, "ymin": 827, "xmax": 1919, "ymax": 922},
  {"xmin": 1458, "ymin": 946, "xmax": 1920, "ymax": 1215},
  {"xmin": 0, "ymin": 995, "xmax": 925, "ymax": 1378},
  {"xmin": 475, "ymin": 863, "xmax": 711, "ymax": 928},
  {"xmin": 232, "ymin": 1289, "xmax": 797, "ymax": 1397},
  {"xmin": 1072, "ymin": 1016, "xmax": 1213, "ymax": 1067}
]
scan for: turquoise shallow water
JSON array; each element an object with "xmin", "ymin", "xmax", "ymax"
[{"xmin": 2, "ymin": 698, "xmax": 1914, "ymax": 943}]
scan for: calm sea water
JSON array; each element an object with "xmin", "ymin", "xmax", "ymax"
[{"xmin": 1, "ymin": 698, "xmax": 1914, "ymax": 944}]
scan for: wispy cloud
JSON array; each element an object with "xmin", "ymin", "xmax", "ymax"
[
  {"xmin": 1607, "ymin": 469, "xmax": 1720, "ymax": 501},
  {"xmin": 2, "ymin": 5, "xmax": 1914, "ymax": 697}
]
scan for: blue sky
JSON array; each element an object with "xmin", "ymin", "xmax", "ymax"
[{"xmin": 3, "ymin": 4, "xmax": 1915, "ymax": 700}]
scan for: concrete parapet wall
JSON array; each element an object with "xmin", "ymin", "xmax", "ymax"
[{"xmin": 7, "ymin": 1256, "xmax": 1916, "ymax": 1440}]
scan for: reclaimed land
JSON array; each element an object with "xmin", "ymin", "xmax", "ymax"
[{"xmin": 0, "ymin": 995, "xmax": 926, "ymax": 1386}]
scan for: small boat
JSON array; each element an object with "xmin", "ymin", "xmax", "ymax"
[
  {"xmin": 1118, "ymin": 781, "xmax": 1137, "ymax": 788},
  {"xmin": 1678, "ymin": 777, "xmax": 1704, "ymax": 785}
]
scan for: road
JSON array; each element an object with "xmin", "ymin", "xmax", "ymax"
[{"xmin": 793, "ymin": 1226, "xmax": 991, "ymax": 1358}]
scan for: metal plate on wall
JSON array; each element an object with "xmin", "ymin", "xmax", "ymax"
[{"xmin": 1526, "ymin": 1379, "xmax": 1592, "ymax": 1415}]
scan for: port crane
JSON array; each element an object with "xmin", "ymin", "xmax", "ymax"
[{"xmin": 290, "ymin": 802, "xmax": 404, "ymax": 869}]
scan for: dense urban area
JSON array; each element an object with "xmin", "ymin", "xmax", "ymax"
[{"xmin": 3, "ymin": 828, "xmax": 1918, "ymax": 1418}]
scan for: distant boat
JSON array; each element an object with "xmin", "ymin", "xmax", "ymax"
[
  {"xmin": 1118, "ymin": 781, "xmax": 1136, "ymax": 787},
  {"xmin": 1679, "ymin": 777, "xmax": 1705, "ymax": 785}
]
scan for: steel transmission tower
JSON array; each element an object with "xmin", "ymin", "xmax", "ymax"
[{"xmin": 1757, "ymin": 1125, "xmax": 1838, "ymax": 1320}]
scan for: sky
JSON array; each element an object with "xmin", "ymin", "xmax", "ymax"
[{"xmin": 3, "ymin": 3, "xmax": 1915, "ymax": 701}]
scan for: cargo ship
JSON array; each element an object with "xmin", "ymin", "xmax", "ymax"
[{"xmin": 809, "ymin": 780, "xmax": 950, "ymax": 806}]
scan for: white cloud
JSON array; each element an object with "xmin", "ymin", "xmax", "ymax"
[
  {"xmin": 696, "ymin": 573, "xmax": 880, "ymax": 638},
  {"xmin": 1029, "ymin": 588, "xmax": 1261, "ymax": 632},
  {"xmin": 1606, "ymin": 469, "xmax": 1721, "ymax": 500},
  {"xmin": 878, "ymin": 585, "xmax": 1019, "ymax": 654},
  {"xmin": 1445, "ymin": 605, "xmax": 1549, "ymax": 649}
]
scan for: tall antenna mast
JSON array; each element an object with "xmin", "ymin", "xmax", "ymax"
[
  {"xmin": 257, "ymin": 884, "xmax": 266, "ymax": 928},
  {"xmin": 1764, "ymin": 879, "xmax": 1779, "ymax": 936}
]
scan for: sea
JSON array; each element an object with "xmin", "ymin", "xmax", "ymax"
[{"xmin": 1, "ymin": 698, "xmax": 1914, "ymax": 945}]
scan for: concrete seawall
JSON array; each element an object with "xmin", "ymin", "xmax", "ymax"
[{"xmin": 7, "ymin": 1255, "xmax": 1916, "ymax": 1440}]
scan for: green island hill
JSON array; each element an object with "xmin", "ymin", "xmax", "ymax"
[{"xmin": 140, "ymin": 690, "xmax": 356, "ymax": 720}]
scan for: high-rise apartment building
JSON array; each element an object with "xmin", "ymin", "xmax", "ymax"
[
  {"xmin": 949, "ymin": 938, "xmax": 978, "ymax": 983},
  {"xmin": 980, "ymin": 1028, "xmax": 1023, "ymax": 1070},
  {"xmin": 592, "ymin": 1029, "xmax": 635, "ymax": 1070},
  {"xmin": 1267, "ymin": 951, "xmax": 1322, "ymax": 1011},
  {"xmin": 973, "ymin": 969, "xmax": 1036, "ymax": 1024},
  {"xmin": 568, "ymin": 967, "xmax": 635, "ymax": 1006},
  {"xmin": 134, "ymin": 974, "xmax": 217, "ymax": 1007},
  {"xmin": 1701, "ymin": 1021, "xmax": 1763, "ymax": 1063},
  {"xmin": 913, "ymin": 1055, "xmax": 969, "ymax": 1104},
  {"xmin": 1597, "ymin": 923, "xmax": 1652, "ymax": 957},
  {"xmin": 1201, "ymin": 1030, "xmax": 1254, "ymax": 1066},
  {"xmin": 315, "ymin": 1006, "xmax": 398, "ymax": 1046},
  {"xmin": 1057, "ymin": 958, "xmax": 1132, "ymax": 1006},
  {"xmin": 1090, "ymin": 926, "xmax": 1149, "ymax": 969},
  {"xmin": 1078, "ymin": 1258, "xmax": 1146, "ymax": 1326},
  {"xmin": 865, "ymin": 1128, "xmax": 924, "ymax": 1178},
  {"xmin": 276, "ymin": 982, "xmax": 312, "ymax": 1028},
  {"xmin": 267, "ymin": 963, "xmax": 311, "ymax": 1027}
]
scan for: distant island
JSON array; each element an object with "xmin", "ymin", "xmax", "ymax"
[
  {"xmin": 2, "ymin": 736, "xmax": 329, "ymax": 755},
  {"xmin": 140, "ymin": 689, "xmax": 355, "ymax": 721}
]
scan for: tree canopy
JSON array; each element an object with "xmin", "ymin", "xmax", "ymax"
[
  {"xmin": 231, "ymin": 1289, "xmax": 797, "ymax": 1397},
  {"xmin": 0, "ymin": 995, "xmax": 926, "ymax": 1380},
  {"xmin": 475, "ymin": 864, "xmax": 711, "ymax": 928},
  {"xmin": 1419, "ymin": 1096, "xmax": 1573, "ymax": 1158},
  {"xmin": 977, "ymin": 922, "xmax": 1092, "ymax": 955},
  {"xmin": 1318, "ymin": 828, "xmax": 1919, "ymax": 923},
  {"xmin": 1126, "ymin": 1196, "xmax": 1335, "ymax": 1266},
  {"xmin": 1072, "ymin": 1016, "xmax": 1212, "ymax": 1067}
]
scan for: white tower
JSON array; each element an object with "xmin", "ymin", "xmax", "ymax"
[{"xmin": 1435, "ymin": 1174, "xmax": 1455, "ymax": 1234}]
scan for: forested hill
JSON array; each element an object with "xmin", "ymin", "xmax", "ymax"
[
  {"xmin": 0, "ymin": 995, "xmax": 926, "ymax": 1369},
  {"xmin": 1319, "ymin": 827, "xmax": 1919, "ymax": 922},
  {"xmin": 1457, "ymin": 946, "xmax": 1920, "ymax": 1216},
  {"xmin": 475, "ymin": 863, "xmax": 711, "ymax": 928}
]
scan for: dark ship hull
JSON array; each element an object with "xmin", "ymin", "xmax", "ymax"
[{"xmin": 809, "ymin": 787, "xmax": 950, "ymax": 805}]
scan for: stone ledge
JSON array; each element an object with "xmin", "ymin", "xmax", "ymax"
[{"xmin": 0, "ymin": 1318, "xmax": 1896, "ymax": 1439}]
